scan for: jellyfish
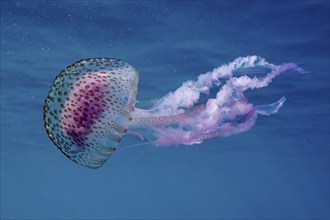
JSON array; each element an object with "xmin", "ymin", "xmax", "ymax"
[{"xmin": 44, "ymin": 56, "xmax": 304, "ymax": 168}]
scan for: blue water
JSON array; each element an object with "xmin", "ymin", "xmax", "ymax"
[{"xmin": 1, "ymin": 1, "xmax": 329, "ymax": 219}]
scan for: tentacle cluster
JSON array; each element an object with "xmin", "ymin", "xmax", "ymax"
[{"xmin": 130, "ymin": 56, "xmax": 304, "ymax": 145}]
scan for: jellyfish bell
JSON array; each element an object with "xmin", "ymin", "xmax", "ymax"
[
  {"xmin": 44, "ymin": 58, "xmax": 139, "ymax": 168},
  {"xmin": 44, "ymin": 56, "xmax": 305, "ymax": 169}
]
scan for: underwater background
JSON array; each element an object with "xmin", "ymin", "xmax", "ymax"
[{"xmin": 1, "ymin": 1, "xmax": 329, "ymax": 219}]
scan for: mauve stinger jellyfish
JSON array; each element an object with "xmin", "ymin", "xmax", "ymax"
[{"xmin": 44, "ymin": 56, "xmax": 304, "ymax": 168}]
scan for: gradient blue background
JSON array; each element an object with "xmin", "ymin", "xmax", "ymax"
[{"xmin": 1, "ymin": 1, "xmax": 329, "ymax": 219}]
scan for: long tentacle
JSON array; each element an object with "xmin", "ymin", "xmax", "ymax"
[
  {"xmin": 190, "ymin": 96, "xmax": 286, "ymax": 143},
  {"xmin": 130, "ymin": 104, "xmax": 205, "ymax": 128},
  {"xmin": 135, "ymin": 97, "xmax": 161, "ymax": 109}
]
